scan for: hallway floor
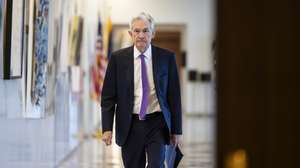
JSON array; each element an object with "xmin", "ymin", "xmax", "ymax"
[{"xmin": 59, "ymin": 115, "xmax": 215, "ymax": 168}]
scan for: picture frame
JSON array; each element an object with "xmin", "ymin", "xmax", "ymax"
[
  {"xmin": 24, "ymin": 0, "xmax": 49, "ymax": 118},
  {"xmin": 68, "ymin": 15, "xmax": 83, "ymax": 65},
  {"xmin": 0, "ymin": 0, "xmax": 25, "ymax": 79}
]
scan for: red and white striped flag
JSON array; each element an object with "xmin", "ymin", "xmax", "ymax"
[{"xmin": 90, "ymin": 18, "xmax": 108, "ymax": 101}]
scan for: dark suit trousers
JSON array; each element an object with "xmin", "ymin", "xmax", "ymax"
[{"xmin": 121, "ymin": 112, "xmax": 168, "ymax": 168}]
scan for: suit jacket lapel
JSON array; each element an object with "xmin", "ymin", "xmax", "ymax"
[
  {"xmin": 125, "ymin": 46, "xmax": 134, "ymax": 83},
  {"xmin": 126, "ymin": 47, "xmax": 134, "ymax": 103}
]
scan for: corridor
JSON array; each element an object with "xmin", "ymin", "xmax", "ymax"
[
  {"xmin": 59, "ymin": 115, "xmax": 215, "ymax": 168},
  {"xmin": 0, "ymin": 0, "xmax": 216, "ymax": 167}
]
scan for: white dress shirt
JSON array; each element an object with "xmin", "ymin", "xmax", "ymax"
[{"xmin": 133, "ymin": 45, "xmax": 162, "ymax": 115}]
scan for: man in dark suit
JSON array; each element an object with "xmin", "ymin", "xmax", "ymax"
[{"xmin": 101, "ymin": 12, "xmax": 182, "ymax": 168}]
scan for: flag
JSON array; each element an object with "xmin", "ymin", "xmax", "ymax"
[{"xmin": 90, "ymin": 17, "xmax": 108, "ymax": 101}]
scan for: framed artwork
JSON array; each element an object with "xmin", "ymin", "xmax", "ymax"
[
  {"xmin": 0, "ymin": 0, "xmax": 4, "ymax": 78},
  {"xmin": 24, "ymin": 0, "xmax": 49, "ymax": 118},
  {"xmin": 0, "ymin": 0, "xmax": 25, "ymax": 79},
  {"xmin": 68, "ymin": 16, "xmax": 83, "ymax": 65},
  {"xmin": 31, "ymin": 0, "xmax": 49, "ymax": 107}
]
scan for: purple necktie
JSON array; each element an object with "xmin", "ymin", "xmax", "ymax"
[{"xmin": 139, "ymin": 54, "xmax": 149, "ymax": 120}]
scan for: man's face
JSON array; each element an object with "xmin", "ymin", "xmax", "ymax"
[{"xmin": 129, "ymin": 19, "xmax": 154, "ymax": 53}]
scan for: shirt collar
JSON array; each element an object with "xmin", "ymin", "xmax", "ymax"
[{"xmin": 134, "ymin": 44, "xmax": 152, "ymax": 60}]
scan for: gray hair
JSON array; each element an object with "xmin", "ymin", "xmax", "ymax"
[{"xmin": 129, "ymin": 12, "xmax": 155, "ymax": 32}]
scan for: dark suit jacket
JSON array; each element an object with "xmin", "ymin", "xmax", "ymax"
[{"xmin": 101, "ymin": 45, "xmax": 182, "ymax": 146}]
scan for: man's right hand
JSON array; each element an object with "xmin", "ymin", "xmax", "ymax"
[{"xmin": 102, "ymin": 131, "xmax": 112, "ymax": 146}]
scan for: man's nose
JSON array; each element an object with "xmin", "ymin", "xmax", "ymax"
[{"xmin": 138, "ymin": 33, "xmax": 145, "ymax": 38}]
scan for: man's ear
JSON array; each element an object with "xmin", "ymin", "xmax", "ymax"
[
  {"xmin": 128, "ymin": 30, "xmax": 133, "ymax": 37},
  {"xmin": 151, "ymin": 31, "xmax": 156, "ymax": 39}
]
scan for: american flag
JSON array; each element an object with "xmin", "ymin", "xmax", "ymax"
[{"xmin": 90, "ymin": 18, "xmax": 108, "ymax": 101}]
